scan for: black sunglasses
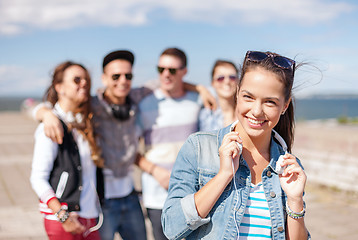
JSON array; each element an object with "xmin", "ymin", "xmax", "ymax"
[
  {"xmin": 73, "ymin": 76, "xmax": 86, "ymax": 84},
  {"xmin": 157, "ymin": 66, "xmax": 184, "ymax": 75},
  {"xmin": 111, "ymin": 73, "xmax": 133, "ymax": 81},
  {"xmin": 215, "ymin": 75, "xmax": 237, "ymax": 82},
  {"xmin": 245, "ymin": 51, "xmax": 295, "ymax": 69}
]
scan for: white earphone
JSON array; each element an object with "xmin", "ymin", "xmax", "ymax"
[{"xmin": 272, "ymin": 129, "xmax": 288, "ymax": 174}]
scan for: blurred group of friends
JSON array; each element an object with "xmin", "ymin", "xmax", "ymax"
[{"xmin": 29, "ymin": 47, "xmax": 309, "ymax": 240}]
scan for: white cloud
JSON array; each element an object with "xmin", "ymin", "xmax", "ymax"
[
  {"xmin": 164, "ymin": 0, "xmax": 354, "ymax": 25},
  {"xmin": 0, "ymin": 0, "xmax": 354, "ymax": 35},
  {"xmin": 324, "ymin": 62, "xmax": 358, "ymax": 85},
  {"xmin": 294, "ymin": 60, "xmax": 358, "ymax": 97},
  {"xmin": 0, "ymin": 65, "xmax": 47, "ymax": 96}
]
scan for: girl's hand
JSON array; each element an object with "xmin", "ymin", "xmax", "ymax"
[
  {"xmin": 218, "ymin": 131, "xmax": 242, "ymax": 177},
  {"xmin": 279, "ymin": 153, "xmax": 307, "ymax": 201},
  {"xmin": 62, "ymin": 212, "xmax": 85, "ymax": 234}
]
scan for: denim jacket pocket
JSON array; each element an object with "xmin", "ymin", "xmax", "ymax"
[{"xmin": 198, "ymin": 170, "xmax": 232, "ymax": 213}]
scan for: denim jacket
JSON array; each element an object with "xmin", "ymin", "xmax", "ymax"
[{"xmin": 162, "ymin": 124, "xmax": 309, "ymax": 240}]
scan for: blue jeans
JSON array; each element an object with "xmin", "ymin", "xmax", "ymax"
[{"xmin": 99, "ymin": 191, "xmax": 147, "ymax": 240}]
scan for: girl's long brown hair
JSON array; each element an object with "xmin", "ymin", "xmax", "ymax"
[{"xmin": 44, "ymin": 61, "xmax": 103, "ymax": 167}]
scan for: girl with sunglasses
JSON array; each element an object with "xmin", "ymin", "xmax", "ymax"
[
  {"xmin": 199, "ymin": 60, "xmax": 238, "ymax": 131},
  {"xmin": 30, "ymin": 61, "xmax": 103, "ymax": 240},
  {"xmin": 162, "ymin": 51, "xmax": 310, "ymax": 239}
]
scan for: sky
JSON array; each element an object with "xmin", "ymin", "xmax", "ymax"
[{"xmin": 0, "ymin": 0, "xmax": 357, "ymax": 98}]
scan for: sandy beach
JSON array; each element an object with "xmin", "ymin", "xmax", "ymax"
[{"xmin": 0, "ymin": 111, "xmax": 357, "ymax": 239}]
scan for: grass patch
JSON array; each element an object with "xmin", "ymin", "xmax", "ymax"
[{"xmin": 337, "ymin": 115, "xmax": 358, "ymax": 124}]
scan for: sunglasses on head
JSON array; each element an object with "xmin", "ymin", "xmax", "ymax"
[
  {"xmin": 157, "ymin": 66, "xmax": 184, "ymax": 75},
  {"xmin": 245, "ymin": 51, "xmax": 295, "ymax": 70},
  {"xmin": 111, "ymin": 73, "xmax": 133, "ymax": 81},
  {"xmin": 215, "ymin": 75, "xmax": 237, "ymax": 82}
]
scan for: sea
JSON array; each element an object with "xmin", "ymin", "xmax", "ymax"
[
  {"xmin": 294, "ymin": 96, "xmax": 358, "ymax": 121},
  {"xmin": 1, "ymin": 95, "xmax": 358, "ymax": 121}
]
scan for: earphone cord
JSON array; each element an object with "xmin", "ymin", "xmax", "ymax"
[{"xmin": 232, "ymin": 161, "xmax": 240, "ymax": 240}]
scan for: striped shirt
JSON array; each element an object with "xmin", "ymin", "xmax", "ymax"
[
  {"xmin": 239, "ymin": 182, "xmax": 272, "ymax": 239},
  {"xmin": 137, "ymin": 89, "xmax": 201, "ymax": 209}
]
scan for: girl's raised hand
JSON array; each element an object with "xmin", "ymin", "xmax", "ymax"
[
  {"xmin": 218, "ymin": 131, "xmax": 242, "ymax": 178},
  {"xmin": 278, "ymin": 153, "xmax": 307, "ymax": 200}
]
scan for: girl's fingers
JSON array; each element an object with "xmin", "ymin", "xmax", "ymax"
[
  {"xmin": 231, "ymin": 143, "xmax": 241, "ymax": 158},
  {"xmin": 219, "ymin": 132, "xmax": 243, "ymax": 174},
  {"xmin": 278, "ymin": 154, "xmax": 305, "ymax": 177},
  {"xmin": 281, "ymin": 154, "xmax": 299, "ymax": 167},
  {"xmin": 220, "ymin": 133, "xmax": 242, "ymax": 156},
  {"xmin": 282, "ymin": 164, "xmax": 304, "ymax": 177},
  {"xmin": 222, "ymin": 132, "xmax": 242, "ymax": 143}
]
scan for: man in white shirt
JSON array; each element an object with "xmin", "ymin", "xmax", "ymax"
[{"xmin": 136, "ymin": 48, "xmax": 202, "ymax": 240}]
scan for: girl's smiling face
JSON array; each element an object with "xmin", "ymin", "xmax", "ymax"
[
  {"xmin": 56, "ymin": 65, "xmax": 90, "ymax": 107},
  {"xmin": 236, "ymin": 66, "xmax": 290, "ymax": 139}
]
